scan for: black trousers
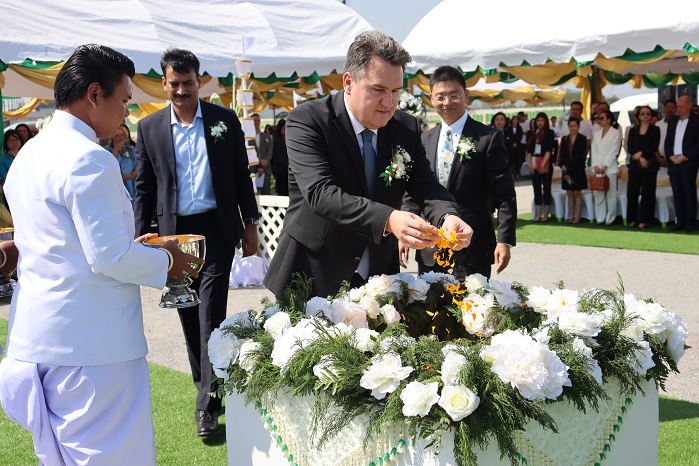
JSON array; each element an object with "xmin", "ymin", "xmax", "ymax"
[
  {"xmin": 176, "ymin": 210, "xmax": 235, "ymax": 413},
  {"xmin": 626, "ymin": 170, "xmax": 657, "ymax": 224},
  {"xmin": 668, "ymin": 162, "xmax": 699, "ymax": 228},
  {"xmin": 531, "ymin": 172, "xmax": 552, "ymax": 205}
]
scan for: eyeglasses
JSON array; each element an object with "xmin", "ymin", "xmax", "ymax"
[{"xmin": 434, "ymin": 92, "xmax": 464, "ymax": 104}]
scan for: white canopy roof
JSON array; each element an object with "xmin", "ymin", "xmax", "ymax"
[
  {"xmin": 0, "ymin": 0, "xmax": 373, "ymax": 100},
  {"xmin": 403, "ymin": 0, "xmax": 699, "ymax": 74}
]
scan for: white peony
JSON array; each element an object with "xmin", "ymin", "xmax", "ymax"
[
  {"xmin": 481, "ymin": 330, "xmax": 571, "ymax": 401},
  {"xmin": 527, "ymin": 286, "xmax": 551, "ymax": 313},
  {"xmin": 532, "ymin": 327, "xmax": 551, "ymax": 345},
  {"xmin": 381, "ymin": 304, "xmax": 402, "ymax": 325},
  {"xmin": 572, "ymin": 338, "xmax": 603, "ymax": 384},
  {"xmin": 544, "ymin": 289, "xmax": 579, "ymax": 318},
  {"xmin": 353, "ymin": 328, "xmax": 380, "ymax": 353},
  {"xmin": 460, "ymin": 293, "xmax": 495, "ymax": 336},
  {"xmin": 313, "ymin": 355, "xmax": 340, "ymax": 384},
  {"xmin": 360, "ymin": 294, "xmax": 381, "ymax": 319},
  {"xmin": 306, "ymin": 296, "xmax": 331, "ymax": 318},
  {"xmin": 441, "ymin": 351, "xmax": 468, "ymax": 386},
  {"xmin": 349, "ymin": 285, "xmax": 366, "ymax": 301},
  {"xmin": 400, "ymin": 381, "xmax": 440, "ymax": 417},
  {"xmin": 208, "ymin": 328, "xmax": 243, "ymax": 379},
  {"xmin": 329, "ymin": 299, "xmax": 369, "ymax": 329},
  {"xmin": 238, "ymin": 340, "xmax": 262, "ymax": 372},
  {"xmin": 365, "ymin": 274, "xmax": 402, "ymax": 298},
  {"xmin": 630, "ymin": 340, "xmax": 656, "ymax": 376},
  {"xmin": 408, "ymin": 278, "xmax": 430, "ymax": 303},
  {"xmin": 438, "ymin": 385, "xmax": 480, "ymax": 421},
  {"xmin": 332, "ymin": 322, "xmax": 354, "ymax": 337},
  {"xmin": 488, "ymin": 280, "xmax": 520, "ymax": 309},
  {"xmin": 271, "ymin": 319, "xmax": 321, "ymax": 370},
  {"xmin": 464, "ymin": 273, "xmax": 488, "ymax": 292},
  {"xmin": 556, "ymin": 311, "xmax": 603, "ymax": 337},
  {"xmin": 264, "ymin": 311, "xmax": 292, "ymax": 340},
  {"xmin": 360, "ymin": 353, "xmax": 414, "ymax": 400}
]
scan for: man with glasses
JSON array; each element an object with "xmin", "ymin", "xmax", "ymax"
[
  {"xmin": 401, "ymin": 65, "xmax": 516, "ymax": 280},
  {"xmin": 665, "ymin": 95, "xmax": 699, "ymax": 232}
]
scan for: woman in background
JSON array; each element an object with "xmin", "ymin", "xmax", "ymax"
[
  {"xmin": 626, "ymin": 105, "xmax": 660, "ymax": 229},
  {"xmin": 107, "ymin": 124, "xmax": 138, "ymax": 203},
  {"xmin": 558, "ymin": 117, "xmax": 588, "ymax": 223},
  {"xmin": 0, "ymin": 129, "xmax": 24, "ymax": 183},
  {"xmin": 526, "ymin": 112, "xmax": 556, "ymax": 221},
  {"xmin": 590, "ymin": 110, "xmax": 622, "ymax": 225},
  {"xmin": 271, "ymin": 119, "xmax": 288, "ymax": 195}
]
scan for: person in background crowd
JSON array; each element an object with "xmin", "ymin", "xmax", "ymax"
[
  {"xmin": 558, "ymin": 117, "xmax": 588, "ymax": 223},
  {"xmin": 13, "ymin": 123, "xmax": 32, "ymax": 144},
  {"xmin": 623, "ymin": 106, "xmax": 641, "ymax": 162},
  {"xmin": 107, "ymin": 124, "xmax": 138, "ymax": 203},
  {"xmin": 28, "ymin": 124, "xmax": 39, "ymax": 138},
  {"xmin": 626, "ymin": 105, "xmax": 660, "ymax": 230},
  {"xmin": 665, "ymin": 95, "xmax": 699, "ymax": 232},
  {"xmin": 656, "ymin": 99, "xmax": 676, "ymax": 168},
  {"xmin": 0, "ymin": 129, "xmax": 23, "ymax": 183},
  {"xmin": 271, "ymin": 119, "xmax": 288, "ymax": 195},
  {"xmin": 590, "ymin": 109, "xmax": 622, "ymax": 225},
  {"xmin": 264, "ymin": 124, "xmax": 274, "ymax": 136},
  {"xmin": 550, "ymin": 116, "xmax": 562, "ymax": 138},
  {"xmin": 650, "ymin": 111, "xmax": 660, "ymax": 126},
  {"xmin": 506, "ymin": 113, "xmax": 524, "ymax": 179},
  {"xmin": 590, "ymin": 101, "xmax": 601, "ymax": 122},
  {"xmin": 692, "ymin": 104, "xmax": 699, "ymax": 116},
  {"xmin": 251, "ymin": 113, "xmax": 273, "ymax": 194},
  {"xmin": 526, "ymin": 112, "xmax": 556, "ymax": 222},
  {"xmin": 518, "ymin": 111, "xmax": 530, "ymax": 151}
]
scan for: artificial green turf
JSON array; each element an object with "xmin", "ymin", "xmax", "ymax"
[
  {"xmin": 516, "ymin": 213, "xmax": 699, "ymax": 255},
  {"xmin": 1, "ymin": 313, "xmax": 698, "ymax": 465}
]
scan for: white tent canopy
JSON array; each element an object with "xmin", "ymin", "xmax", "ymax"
[
  {"xmin": 0, "ymin": 0, "xmax": 373, "ymax": 102},
  {"xmin": 403, "ymin": 0, "xmax": 699, "ymax": 75}
]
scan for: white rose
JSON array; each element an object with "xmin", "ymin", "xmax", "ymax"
[
  {"xmin": 441, "ymin": 351, "xmax": 467, "ymax": 386},
  {"xmin": 360, "ymin": 294, "xmax": 381, "ymax": 319},
  {"xmin": 353, "ymin": 328, "xmax": 380, "ymax": 353},
  {"xmin": 306, "ymin": 296, "xmax": 331, "ymax": 318},
  {"xmin": 665, "ymin": 314, "xmax": 688, "ymax": 363},
  {"xmin": 408, "ymin": 278, "xmax": 430, "ymax": 303},
  {"xmin": 239, "ymin": 340, "xmax": 262, "ymax": 372},
  {"xmin": 463, "ymin": 273, "xmax": 488, "ymax": 292},
  {"xmin": 381, "ymin": 304, "xmax": 401, "ymax": 325},
  {"xmin": 400, "ymin": 381, "xmax": 440, "ymax": 417},
  {"xmin": 264, "ymin": 311, "xmax": 292, "ymax": 340},
  {"xmin": 527, "ymin": 286, "xmax": 551, "ymax": 313},
  {"xmin": 349, "ymin": 285, "xmax": 366, "ymax": 301},
  {"xmin": 332, "ymin": 322, "xmax": 354, "ymax": 337},
  {"xmin": 438, "ymin": 385, "xmax": 480, "ymax": 421},
  {"xmin": 360, "ymin": 353, "xmax": 414, "ymax": 400},
  {"xmin": 621, "ymin": 321, "xmax": 645, "ymax": 342},
  {"xmin": 271, "ymin": 319, "xmax": 320, "ymax": 370},
  {"xmin": 329, "ymin": 298, "xmax": 369, "ymax": 329},
  {"xmin": 208, "ymin": 328, "xmax": 242, "ymax": 379}
]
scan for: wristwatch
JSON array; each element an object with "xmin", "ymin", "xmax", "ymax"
[{"xmin": 244, "ymin": 218, "xmax": 259, "ymax": 226}]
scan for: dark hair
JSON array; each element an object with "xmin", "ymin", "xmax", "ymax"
[
  {"xmin": 14, "ymin": 123, "xmax": 32, "ymax": 141},
  {"xmin": 528, "ymin": 112, "xmax": 550, "ymax": 145},
  {"xmin": 517, "ymin": 111, "xmax": 526, "ymax": 117},
  {"xmin": 345, "ymin": 31, "xmax": 411, "ymax": 81},
  {"xmin": 275, "ymin": 119, "xmax": 286, "ymax": 138},
  {"xmin": 54, "ymin": 44, "xmax": 135, "ymax": 109},
  {"xmin": 510, "ymin": 114, "xmax": 520, "ymax": 127},
  {"xmin": 429, "ymin": 65, "xmax": 466, "ymax": 91},
  {"xmin": 664, "ymin": 99, "xmax": 677, "ymax": 107},
  {"xmin": 599, "ymin": 109, "xmax": 615, "ymax": 125},
  {"xmin": 570, "ymin": 101, "xmax": 583, "ymax": 110},
  {"xmin": 160, "ymin": 48, "xmax": 200, "ymax": 76},
  {"xmin": 3, "ymin": 129, "xmax": 23, "ymax": 152},
  {"xmin": 567, "ymin": 116, "xmax": 581, "ymax": 126},
  {"xmin": 490, "ymin": 111, "xmax": 508, "ymax": 128},
  {"xmin": 120, "ymin": 124, "xmax": 136, "ymax": 146}
]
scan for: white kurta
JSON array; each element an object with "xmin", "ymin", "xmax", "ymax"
[{"xmin": 0, "ymin": 110, "xmax": 169, "ymax": 464}]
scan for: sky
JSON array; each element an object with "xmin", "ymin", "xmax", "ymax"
[{"xmin": 340, "ymin": 0, "xmax": 639, "ymax": 100}]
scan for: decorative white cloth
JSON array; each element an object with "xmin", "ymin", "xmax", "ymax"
[
  {"xmin": 0, "ymin": 357, "xmax": 155, "ymax": 465},
  {"xmin": 229, "ymin": 253, "xmax": 267, "ymax": 287}
]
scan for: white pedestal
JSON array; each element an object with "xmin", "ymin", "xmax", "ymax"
[{"xmin": 226, "ymin": 380, "xmax": 657, "ymax": 466}]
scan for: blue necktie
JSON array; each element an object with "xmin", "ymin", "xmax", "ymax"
[{"xmin": 361, "ymin": 129, "xmax": 376, "ymax": 199}]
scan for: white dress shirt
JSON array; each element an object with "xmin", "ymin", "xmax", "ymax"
[
  {"xmin": 656, "ymin": 119, "xmax": 669, "ymax": 157},
  {"xmin": 591, "ymin": 126, "xmax": 622, "ymax": 174},
  {"xmin": 4, "ymin": 110, "xmax": 168, "ymax": 366},
  {"xmin": 673, "ymin": 117, "xmax": 689, "ymax": 156},
  {"xmin": 170, "ymin": 101, "xmax": 217, "ymax": 215}
]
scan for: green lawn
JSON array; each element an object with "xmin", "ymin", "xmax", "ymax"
[
  {"xmin": 516, "ymin": 213, "xmax": 699, "ymax": 255},
  {"xmin": 1, "ymin": 318, "xmax": 698, "ymax": 464}
]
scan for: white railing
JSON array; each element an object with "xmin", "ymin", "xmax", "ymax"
[{"xmin": 243, "ymin": 195, "xmax": 288, "ymax": 263}]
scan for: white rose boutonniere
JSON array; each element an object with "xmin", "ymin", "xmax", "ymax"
[
  {"xmin": 380, "ymin": 145, "xmax": 412, "ymax": 186},
  {"xmin": 456, "ymin": 137, "xmax": 476, "ymax": 161},
  {"xmin": 210, "ymin": 121, "xmax": 228, "ymax": 143}
]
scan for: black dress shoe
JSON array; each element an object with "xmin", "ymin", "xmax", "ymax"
[
  {"xmin": 685, "ymin": 226, "xmax": 695, "ymax": 233},
  {"xmin": 670, "ymin": 223, "xmax": 686, "ymax": 231},
  {"xmin": 195, "ymin": 409, "xmax": 219, "ymax": 436}
]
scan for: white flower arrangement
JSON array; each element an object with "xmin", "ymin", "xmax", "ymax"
[
  {"xmin": 397, "ymin": 90, "xmax": 428, "ymax": 129},
  {"xmin": 210, "ymin": 120, "xmax": 227, "ymax": 142},
  {"xmin": 209, "ymin": 273, "xmax": 688, "ymax": 466},
  {"xmin": 456, "ymin": 136, "xmax": 476, "ymax": 161},
  {"xmin": 380, "ymin": 145, "xmax": 413, "ymax": 186}
]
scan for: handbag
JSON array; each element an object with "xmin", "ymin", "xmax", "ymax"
[
  {"xmin": 531, "ymin": 155, "xmax": 549, "ymax": 174},
  {"xmin": 589, "ymin": 174, "xmax": 610, "ymax": 191}
]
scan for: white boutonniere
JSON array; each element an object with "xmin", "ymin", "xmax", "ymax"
[
  {"xmin": 380, "ymin": 145, "xmax": 413, "ymax": 186},
  {"xmin": 210, "ymin": 121, "xmax": 228, "ymax": 143},
  {"xmin": 456, "ymin": 137, "xmax": 476, "ymax": 160}
]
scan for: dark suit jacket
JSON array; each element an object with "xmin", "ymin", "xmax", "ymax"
[
  {"xmin": 133, "ymin": 100, "xmax": 258, "ymax": 247},
  {"xmin": 404, "ymin": 117, "xmax": 517, "ymax": 271},
  {"xmin": 665, "ymin": 114, "xmax": 699, "ymax": 167},
  {"xmin": 264, "ymin": 92, "xmax": 458, "ymax": 298}
]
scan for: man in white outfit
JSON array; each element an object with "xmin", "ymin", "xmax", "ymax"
[{"xmin": 0, "ymin": 44, "xmax": 202, "ymax": 465}]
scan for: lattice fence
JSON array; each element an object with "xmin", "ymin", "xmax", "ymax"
[{"xmin": 236, "ymin": 195, "xmax": 289, "ymax": 264}]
